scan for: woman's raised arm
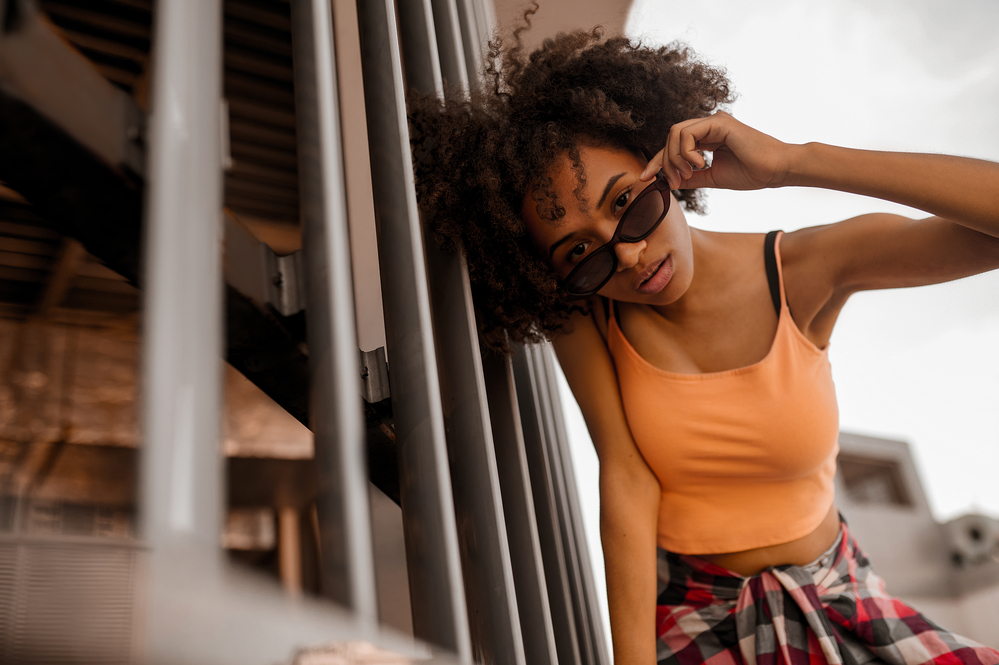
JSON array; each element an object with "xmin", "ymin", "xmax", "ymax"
[{"xmin": 643, "ymin": 113, "xmax": 999, "ymax": 340}]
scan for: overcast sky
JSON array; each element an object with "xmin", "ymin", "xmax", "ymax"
[{"xmin": 557, "ymin": 0, "xmax": 999, "ymax": 638}]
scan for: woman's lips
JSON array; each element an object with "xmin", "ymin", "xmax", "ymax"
[{"xmin": 636, "ymin": 255, "xmax": 673, "ymax": 295}]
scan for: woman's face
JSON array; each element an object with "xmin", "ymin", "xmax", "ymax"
[{"xmin": 522, "ymin": 143, "xmax": 694, "ymax": 306}]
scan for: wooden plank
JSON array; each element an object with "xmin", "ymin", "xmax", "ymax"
[
  {"xmin": 224, "ymin": 70, "xmax": 295, "ymax": 107},
  {"xmin": 229, "ymin": 118, "xmax": 297, "ymax": 150},
  {"xmin": 0, "ymin": 252, "xmax": 54, "ymax": 271},
  {"xmin": 0, "ymin": 221, "xmax": 61, "ymax": 241},
  {"xmin": 230, "ymin": 142, "xmax": 298, "ymax": 170},
  {"xmin": 227, "ymin": 97, "xmax": 297, "ymax": 130},
  {"xmin": 224, "ymin": 20, "xmax": 292, "ymax": 58},
  {"xmin": 43, "ymin": 4, "xmax": 151, "ymax": 40},
  {"xmin": 0, "ymin": 238, "xmax": 60, "ymax": 258},
  {"xmin": 223, "ymin": 0, "xmax": 292, "ymax": 33},
  {"xmin": 225, "ymin": 48, "xmax": 294, "ymax": 83}
]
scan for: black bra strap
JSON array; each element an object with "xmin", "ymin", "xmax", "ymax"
[
  {"xmin": 764, "ymin": 230, "xmax": 782, "ymax": 315},
  {"xmin": 598, "ymin": 296, "xmax": 623, "ymax": 323}
]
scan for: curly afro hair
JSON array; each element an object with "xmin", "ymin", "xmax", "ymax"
[{"xmin": 407, "ymin": 6, "xmax": 734, "ymax": 352}]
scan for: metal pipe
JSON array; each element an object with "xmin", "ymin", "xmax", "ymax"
[
  {"xmin": 395, "ymin": 0, "xmax": 442, "ymax": 95},
  {"xmin": 483, "ymin": 351, "xmax": 559, "ymax": 665},
  {"xmin": 421, "ymin": 248, "xmax": 525, "ymax": 665},
  {"xmin": 540, "ymin": 348, "xmax": 611, "ymax": 665},
  {"xmin": 452, "ymin": 0, "xmax": 487, "ymax": 87},
  {"xmin": 531, "ymin": 344, "xmax": 594, "ymax": 665},
  {"xmin": 429, "ymin": 0, "xmax": 469, "ymax": 87},
  {"xmin": 395, "ymin": 0, "xmax": 526, "ymax": 661},
  {"xmin": 354, "ymin": 0, "xmax": 471, "ymax": 657},
  {"xmin": 139, "ymin": 0, "xmax": 225, "ymax": 647},
  {"xmin": 512, "ymin": 344, "xmax": 582, "ymax": 665},
  {"xmin": 289, "ymin": 0, "xmax": 378, "ymax": 625},
  {"xmin": 328, "ymin": 0, "xmax": 388, "ymax": 368},
  {"xmin": 532, "ymin": 345, "xmax": 610, "ymax": 665}
]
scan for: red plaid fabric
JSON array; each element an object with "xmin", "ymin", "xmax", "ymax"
[{"xmin": 656, "ymin": 519, "xmax": 999, "ymax": 665}]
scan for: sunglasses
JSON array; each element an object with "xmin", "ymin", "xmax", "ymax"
[{"xmin": 562, "ymin": 170, "xmax": 672, "ymax": 298}]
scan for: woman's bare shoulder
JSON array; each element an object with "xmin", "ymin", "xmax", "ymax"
[{"xmin": 551, "ymin": 302, "xmax": 640, "ymax": 465}]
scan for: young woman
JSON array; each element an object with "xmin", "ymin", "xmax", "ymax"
[{"xmin": 407, "ymin": 17, "xmax": 999, "ymax": 665}]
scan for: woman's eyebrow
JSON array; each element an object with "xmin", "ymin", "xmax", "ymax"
[
  {"xmin": 549, "ymin": 231, "xmax": 576, "ymax": 259},
  {"xmin": 547, "ymin": 173, "xmax": 626, "ymax": 259},
  {"xmin": 596, "ymin": 173, "xmax": 625, "ymax": 209}
]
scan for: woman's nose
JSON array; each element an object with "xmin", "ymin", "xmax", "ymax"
[{"xmin": 614, "ymin": 240, "xmax": 646, "ymax": 271}]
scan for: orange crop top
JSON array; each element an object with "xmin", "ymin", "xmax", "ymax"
[{"xmin": 607, "ymin": 231, "xmax": 839, "ymax": 554}]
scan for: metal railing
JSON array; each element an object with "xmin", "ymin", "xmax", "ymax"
[{"xmin": 0, "ymin": 0, "xmax": 610, "ymax": 662}]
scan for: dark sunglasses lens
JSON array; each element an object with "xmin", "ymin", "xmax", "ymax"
[
  {"xmin": 620, "ymin": 189, "xmax": 665, "ymax": 241},
  {"xmin": 566, "ymin": 250, "xmax": 615, "ymax": 295}
]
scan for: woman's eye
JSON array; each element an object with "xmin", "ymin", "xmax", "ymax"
[
  {"xmin": 567, "ymin": 242, "xmax": 588, "ymax": 262},
  {"xmin": 613, "ymin": 189, "xmax": 632, "ymax": 214}
]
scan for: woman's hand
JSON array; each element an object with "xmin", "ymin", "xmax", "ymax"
[{"xmin": 640, "ymin": 112, "xmax": 796, "ymax": 191}]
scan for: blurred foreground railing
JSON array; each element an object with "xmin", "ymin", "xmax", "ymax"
[{"xmin": 0, "ymin": 0, "xmax": 609, "ymax": 663}]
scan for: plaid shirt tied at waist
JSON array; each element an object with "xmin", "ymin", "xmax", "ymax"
[{"xmin": 656, "ymin": 519, "xmax": 999, "ymax": 665}]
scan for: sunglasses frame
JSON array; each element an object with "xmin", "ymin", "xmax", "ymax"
[{"xmin": 562, "ymin": 170, "xmax": 672, "ymax": 298}]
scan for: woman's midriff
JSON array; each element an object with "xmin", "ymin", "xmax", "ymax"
[{"xmin": 691, "ymin": 503, "xmax": 841, "ymax": 577}]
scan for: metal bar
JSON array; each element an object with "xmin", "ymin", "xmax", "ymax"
[
  {"xmin": 537, "ymin": 346, "xmax": 611, "ymax": 665},
  {"xmin": 530, "ymin": 344, "xmax": 594, "ymax": 665},
  {"xmin": 482, "ymin": 351, "xmax": 559, "ymax": 665},
  {"xmin": 354, "ymin": 0, "xmax": 471, "ymax": 657},
  {"xmin": 429, "ymin": 0, "xmax": 469, "ymax": 87},
  {"xmin": 329, "ymin": 0, "xmax": 387, "ymax": 363},
  {"xmin": 467, "ymin": 0, "xmax": 496, "ymax": 52},
  {"xmin": 452, "ymin": 0, "xmax": 486, "ymax": 87},
  {"xmin": 138, "ymin": 0, "xmax": 225, "ymax": 656},
  {"xmin": 512, "ymin": 344, "xmax": 582, "ymax": 665},
  {"xmin": 396, "ymin": 0, "xmax": 526, "ymax": 662},
  {"xmin": 289, "ymin": 0, "xmax": 378, "ymax": 625},
  {"xmin": 395, "ymin": 0, "xmax": 442, "ymax": 94},
  {"xmin": 422, "ymin": 246, "xmax": 526, "ymax": 665}
]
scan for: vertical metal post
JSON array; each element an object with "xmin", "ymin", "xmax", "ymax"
[
  {"xmin": 452, "ymin": 0, "xmax": 488, "ymax": 86},
  {"xmin": 512, "ymin": 345, "xmax": 582, "ymax": 665},
  {"xmin": 395, "ymin": 0, "xmax": 443, "ymax": 94},
  {"xmin": 139, "ymin": 0, "xmax": 224, "ymax": 654},
  {"xmin": 530, "ymin": 343, "xmax": 595, "ymax": 665},
  {"xmin": 428, "ymin": 0, "xmax": 470, "ymax": 87},
  {"xmin": 536, "ymin": 346, "xmax": 611, "ymax": 665},
  {"xmin": 482, "ymin": 352, "xmax": 559, "ymax": 665},
  {"xmin": 395, "ymin": 0, "xmax": 526, "ymax": 662},
  {"xmin": 451, "ymin": 2, "xmax": 610, "ymax": 659},
  {"xmin": 354, "ymin": 0, "xmax": 472, "ymax": 658},
  {"xmin": 290, "ymin": 0, "xmax": 378, "ymax": 625}
]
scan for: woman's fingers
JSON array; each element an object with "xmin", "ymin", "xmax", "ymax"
[
  {"xmin": 643, "ymin": 113, "xmax": 757, "ymax": 190},
  {"xmin": 640, "ymin": 148, "xmax": 686, "ymax": 189},
  {"xmin": 679, "ymin": 167, "xmax": 715, "ymax": 191},
  {"xmin": 639, "ymin": 147, "xmax": 667, "ymax": 181},
  {"xmin": 640, "ymin": 147, "xmax": 692, "ymax": 190},
  {"xmin": 669, "ymin": 117, "xmax": 711, "ymax": 178},
  {"xmin": 642, "ymin": 115, "xmax": 727, "ymax": 187},
  {"xmin": 647, "ymin": 112, "xmax": 793, "ymax": 191}
]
